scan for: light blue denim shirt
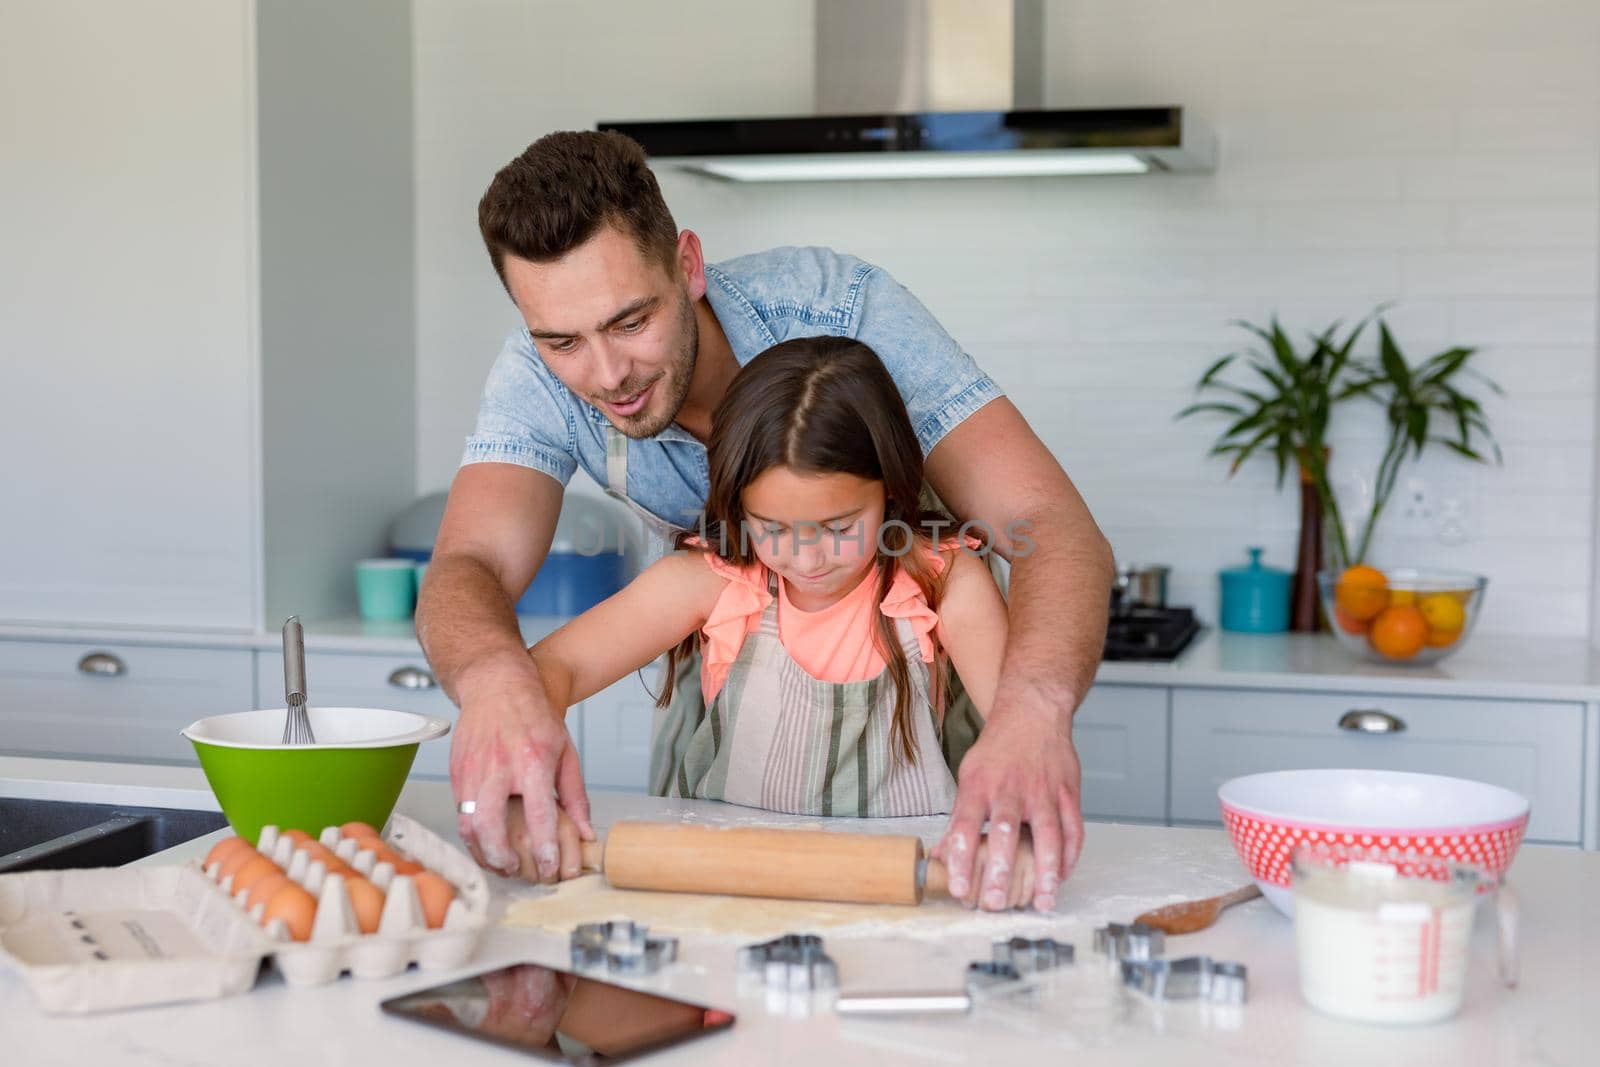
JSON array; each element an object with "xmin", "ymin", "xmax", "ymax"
[{"xmin": 461, "ymin": 246, "xmax": 1004, "ymax": 531}]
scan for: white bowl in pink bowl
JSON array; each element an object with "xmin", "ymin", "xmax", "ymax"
[{"xmin": 1218, "ymin": 768, "xmax": 1530, "ymax": 915}]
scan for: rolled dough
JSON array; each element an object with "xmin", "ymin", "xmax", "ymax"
[{"xmin": 501, "ymin": 874, "xmax": 1068, "ymax": 941}]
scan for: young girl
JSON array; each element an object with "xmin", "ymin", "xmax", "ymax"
[{"xmin": 525, "ymin": 337, "xmax": 1031, "ymax": 902}]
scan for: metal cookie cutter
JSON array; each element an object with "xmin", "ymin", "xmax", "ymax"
[
  {"xmin": 738, "ymin": 933, "xmax": 838, "ymax": 992},
  {"xmin": 1121, "ymin": 956, "xmax": 1249, "ymax": 1004},
  {"xmin": 964, "ymin": 960, "xmax": 1023, "ymax": 994},
  {"xmin": 570, "ymin": 920, "xmax": 679, "ymax": 976},
  {"xmin": 991, "ymin": 936, "xmax": 1075, "ymax": 974},
  {"xmin": 1093, "ymin": 922, "xmax": 1166, "ymax": 961}
]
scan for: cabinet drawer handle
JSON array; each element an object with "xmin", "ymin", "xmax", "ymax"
[
  {"xmin": 77, "ymin": 652, "xmax": 126, "ymax": 677},
  {"xmin": 388, "ymin": 666, "xmax": 437, "ymax": 690},
  {"xmin": 1338, "ymin": 709, "xmax": 1406, "ymax": 734}
]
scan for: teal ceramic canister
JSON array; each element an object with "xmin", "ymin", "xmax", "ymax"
[{"xmin": 1219, "ymin": 547, "xmax": 1291, "ymax": 632}]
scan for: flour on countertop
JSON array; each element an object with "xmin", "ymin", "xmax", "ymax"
[{"xmin": 500, "ymin": 814, "xmax": 1249, "ymax": 940}]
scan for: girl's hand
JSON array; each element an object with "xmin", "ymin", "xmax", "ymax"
[
  {"xmin": 506, "ymin": 796, "xmax": 589, "ymax": 884},
  {"xmin": 946, "ymin": 827, "xmax": 1040, "ymax": 911}
]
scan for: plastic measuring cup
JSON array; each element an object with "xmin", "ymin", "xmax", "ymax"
[{"xmin": 1291, "ymin": 845, "xmax": 1516, "ymax": 1025}]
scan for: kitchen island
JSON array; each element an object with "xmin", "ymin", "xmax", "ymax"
[{"xmin": 3, "ymin": 774, "xmax": 1597, "ymax": 1066}]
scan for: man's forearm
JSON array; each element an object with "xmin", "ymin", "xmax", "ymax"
[
  {"xmin": 991, "ymin": 503, "xmax": 1114, "ymax": 728},
  {"xmin": 415, "ymin": 554, "xmax": 537, "ymax": 705}
]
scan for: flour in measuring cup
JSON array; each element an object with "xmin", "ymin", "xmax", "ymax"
[{"xmin": 1294, "ymin": 863, "xmax": 1475, "ymax": 1025}]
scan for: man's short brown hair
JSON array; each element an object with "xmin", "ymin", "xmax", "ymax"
[{"xmin": 478, "ymin": 130, "xmax": 679, "ymax": 289}]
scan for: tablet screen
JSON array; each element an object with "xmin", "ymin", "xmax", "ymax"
[{"xmin": 381, "ymin": 962, "xmax": 735, "ymax": 1064}]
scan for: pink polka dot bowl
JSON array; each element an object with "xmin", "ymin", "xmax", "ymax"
[{"xmin": 1218, "ymin": 768, "xmax": 1529, "ymax": 915}]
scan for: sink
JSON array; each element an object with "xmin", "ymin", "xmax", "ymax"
[{"xmin": 0, "ymin": 797, "xmax": 229, "ymax": 873}]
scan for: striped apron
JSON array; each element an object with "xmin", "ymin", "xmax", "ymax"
[{"xmin": 650, "ymin": 575, "xmax": 961, "ymax": 818}]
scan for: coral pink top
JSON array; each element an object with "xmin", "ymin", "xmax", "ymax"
[{"xmin": 697, "ymin": 540, "xmax": 966, "ymax": 706}]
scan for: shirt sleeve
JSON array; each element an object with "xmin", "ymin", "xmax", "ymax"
[
  {"xmin": 848, "ymin": 262, "xmax": 1005, "ymax": 455},
  {"xmin": 459, "ymin": 330, "xmax": 580, "ymax": 485}
]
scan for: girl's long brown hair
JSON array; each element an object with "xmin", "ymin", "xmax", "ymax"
[{"xmin": 660, "ymin": 336, "xmax": 972, "ymax": 765}]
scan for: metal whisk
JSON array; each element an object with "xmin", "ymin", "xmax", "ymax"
[{"xmin": 281, "ymin": 615, "xmax": 316, "ymax": 744}]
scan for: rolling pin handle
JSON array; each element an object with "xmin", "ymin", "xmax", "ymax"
[
  {"xmin": 580, "ymin": 838, "xmax": 604, "ymax": 873},
  {"xmin": 920, "ymin": 857, "xmax": 949, "ymax": 898}
]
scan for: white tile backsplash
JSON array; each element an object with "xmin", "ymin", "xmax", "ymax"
[{"xmin": 412, "ymin": 0, "xmax": 1600, "ymax": 640}]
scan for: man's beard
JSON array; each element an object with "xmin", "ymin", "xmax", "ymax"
[{"xmin": 605, "ymin": 293, "xmax": 698, "ymax": 440}]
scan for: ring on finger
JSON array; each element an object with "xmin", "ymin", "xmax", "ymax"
[{"xmin": 457, "ymin": 799, "xmax": 477, "ymax": 815}]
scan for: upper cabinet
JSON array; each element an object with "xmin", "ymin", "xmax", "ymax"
[{"xmin": 0, "ymin": 0, "xmax": 416, "ymax": 633}]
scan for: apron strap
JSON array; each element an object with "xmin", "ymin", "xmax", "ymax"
[{"xmin": 604, "ymin": 425, "xmax": 630, "ymax": 498}]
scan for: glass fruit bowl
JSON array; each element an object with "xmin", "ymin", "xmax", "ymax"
[{"xmin": 1317, "ymin": 567, "xmax": 1488, "ymax": 665}]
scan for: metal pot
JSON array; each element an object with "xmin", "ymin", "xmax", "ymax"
[{"xmin": 1116, "ymin": 564, "xmax": 1171, "ymax": 610}]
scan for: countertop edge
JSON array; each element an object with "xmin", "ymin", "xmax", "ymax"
[{"xmin": 6, "ymin": 621, "xmax": 1600, "ymax": 702}]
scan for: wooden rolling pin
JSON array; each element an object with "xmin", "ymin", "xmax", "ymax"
[
  {"xmin": 580, "ymin": 821, "xmax": 951, "ymax": 905},
  {"xmin": 506, "ymin": 799, "xmax": 952, "ymax": 905}
]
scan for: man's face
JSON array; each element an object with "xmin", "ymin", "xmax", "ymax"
[{"xmin": 503, "ymin": 225, "xmax": 699, "ymax": 439}]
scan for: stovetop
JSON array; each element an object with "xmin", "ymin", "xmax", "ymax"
[{"xmin": 1103, "ymin": 606, "xmax": 1201, "ymax": 662}]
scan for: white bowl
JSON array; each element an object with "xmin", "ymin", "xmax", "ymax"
[
  {"xmin": 181, "ymin": 707, "xmax": 449, "ymax": 749},
  {"xmin": 1218, "ymin": 769, "xmax": 1530, "ymax": 915}
]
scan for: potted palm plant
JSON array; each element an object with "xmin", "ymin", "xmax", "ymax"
[{"xmin": 1179, "ymin": 310, "xmax": 1500, "ymax": 633}]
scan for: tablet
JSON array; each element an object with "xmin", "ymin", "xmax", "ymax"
[{"xmin": 380, "ymin": 962, "xmax": 735, "ymax": 1064}]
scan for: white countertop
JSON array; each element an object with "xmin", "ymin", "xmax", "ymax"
[
  {"xmin": 0, "ymin": 755, "xmax": 220, "ymax": 812},
  {"xmin": 3, "ymin": 771, "xmax": 1597, "ymax": 1065},
  {"xmin": 0, "ymin": 616, "xmax": 570, "ymax": 656},
  {"xmin": 1097, "ymin": 628, "xmax": 1600, "ymax": 702},
  {"xmin": 8, "ymin": 616, "xmax": 1600, "ymax": 701}
]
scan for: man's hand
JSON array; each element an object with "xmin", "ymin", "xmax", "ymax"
[
  {"xmin": 450, "ymin": 649, "xmax": 593, "ymax": 881},
  {"xmin": 933, "ymin": 699, "xmax": 1083, "ymax": 913}
]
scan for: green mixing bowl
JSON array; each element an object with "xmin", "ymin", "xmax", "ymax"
[{"xmin": 181, "ymin": 707, "xmax": 450, "ymax": 844}]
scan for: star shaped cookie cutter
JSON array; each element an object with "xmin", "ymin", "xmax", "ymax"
[
  {"xmin": 1120, "ymin": 955, "xmax": 1249, "ymax": 1004},
  {"xmin": 737, "ymin": 933, "xmax": 838, "ymax": 992},
  {"xmin": 569, "ymin": 920, "xmax": 680, "ymax": 976},
  {"xmin": 1093, "ymin": 921, "xmax": 1166, "ymax": 962}
]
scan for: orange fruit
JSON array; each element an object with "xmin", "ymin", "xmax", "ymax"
[
  {"xmin": 1369, "ymin": 605, "xmax": 1428, "ymax": 660},
  {"xmin": 1426, "ymin": 627, "xmax": 1461, "ymax": 648},
  {"xmin": 1333, "ymin": 606, "xmax": 1370, "ymax": 635},
  {"xmin": 1388, "ymin": 589, "xmax": 1416, "ymax": 607},
  {"xmin": 1334, "ymin": 565, "xmax": 1389, "ymax": 621},
  {"xmin": 1419, "ymin": 593, "xmax": 1465, "ymax": 633}
]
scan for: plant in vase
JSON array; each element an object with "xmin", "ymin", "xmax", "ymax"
[
  {"xmin": 1178, "ymin": 310, "xmax": 1501, "ymax": 650},
  {"xmin": 1176, "ymin": 315, "xmax": 1369, "ymax": 631},
  {"xmin": 1319, "ymin": 323, "xmax": 1501, "ymax": 661}
]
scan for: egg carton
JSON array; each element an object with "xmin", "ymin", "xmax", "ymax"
[{"xmin": 198, "ymin": 814, "xmax": 489, "ymax": 987}]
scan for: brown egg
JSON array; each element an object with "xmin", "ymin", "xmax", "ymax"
[
  {"xmin": 412, "ymin": 872, "xmax": 456, "ymax": 930},
  {"xmin": 205, "ymin": 836, "xmax": 248, "ymax": 872},
  {"xmin": 231, "ymin": 855, "xmax": 282, "ymax": 895},
  {"xmin": 344, "ymin": 876, "xmax": 386, "ymax": 934},
  {"xmin": 218, "ymin": 844, "xmax": 260, "ymax": 881},
  {"xmin": 244, "ymin": 871, "xmax": 292, "ymax": 912},
  {"xmin": 368, "ymin": 844, "xmax": 424, "ymax": 876},
  {"xmin": 263, "ymin": 883, "xmax": 317, "ymax": 941},
  {"xmin": 340, "ymin": 821, "xmax": 382, "ymax": 842},
  {"xmin": 280, "ymin": 829, "xmax": 313, "ymax": 846},
  {"xmin": 303, "ymin": 842, "xmax": 353, "ymax": 876}
]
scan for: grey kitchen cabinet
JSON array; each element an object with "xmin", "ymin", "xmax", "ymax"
[
  {"xmin": 1074, "ymin": 684, "xmax": 1169, "ymax": 822},
  {"xmin": 0, "ymin": 639, "xmax": 253, "ymax": 765},
  {"xmin": 1168, "ymin": 687, "xmax": 1586, "ymax": 843}
]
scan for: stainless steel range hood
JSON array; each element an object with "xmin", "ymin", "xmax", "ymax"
[{"xmin": 599, "ymin": 0, "xmax": 1214, "ymax": 182}]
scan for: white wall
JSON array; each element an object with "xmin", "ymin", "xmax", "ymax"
[
  {"xmin": 413, "ymin": 0, "xmax": 1600, "ymax": 637},
  {"xmin": 258, "ymin": 0, "xmax": 416, "ymax": 624}
]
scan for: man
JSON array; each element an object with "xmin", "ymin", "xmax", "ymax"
[{"xmin": 418, "ymin": 130, "xmax": 1112, "ymax": 913}]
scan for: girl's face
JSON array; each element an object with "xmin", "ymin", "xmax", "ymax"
[{"xmin": 740, "ymin": 466, "xmax": 886, "ymax": 606}]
